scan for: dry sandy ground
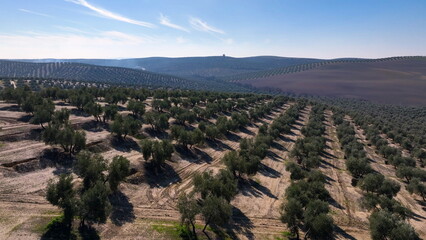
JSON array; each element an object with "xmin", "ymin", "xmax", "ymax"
[
  {"xmin": 0, "ymin": 100, "xmax": 296, "ymax": 239},
  {"xmin": 3, "ymin": 99, "xmax": 423, "ymax": 239}
]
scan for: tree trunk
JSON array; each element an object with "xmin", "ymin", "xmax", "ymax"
[
  {"xmin": 191, "ymin": 221, "xmax": 197, "ymax": 238},
  {"xmin": 202, "ymin": 220, "xmax": 209, "ymax": 232},
  {"xmin": 40, "ymin": 123, "xmax": 45, "ymax": 129},
  {"xmin": 295, "ymin": 228, "xmax": 299, "ymax": 240}
]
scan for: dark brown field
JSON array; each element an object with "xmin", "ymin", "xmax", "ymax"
[{"xmin": 235, "ymin": 58, "xmax": 426, "ymax": 105}]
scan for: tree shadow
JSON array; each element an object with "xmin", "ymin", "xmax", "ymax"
[
  {"xmin": 144, "ymin": 128, "xmax": 170, "ymax": 139},
  {"xmin": 328, "ymin": 197, "xmax": 344, "ymax": 210},
  {"xmin": 0, "ymin": 104, "xmax": 20, "ymax": 111},
  {"xmin": 323, "ymin": 175, "xmax": 336, "ymax": 185},
  {"xmin": 205, "ymin": 139, "xmax": 232, "ymax": 151},
  {"xmin": 78, "ymin": 225, "xmax": 100, "ymax": 240},
  {"xmin": 110, "ymin": 136, "xmax": 141, "ymax": 153},
  {"xmin": 40, "ymin": 148, "xmax": 75, "ymax": 169},
  {"xmin": 271, "ymin": 141, "xmax": 287, "ymax": 151},
  {"xmin": 228, "ymin": 206, "xmax": 254, "ymax": 240},
  {"xmin": 225, "ymin": 131, "xmax": 242, "ymax": 142},
  {"xmin": 409, "ymin": 210, "xmax": 426, "ymax": 221},
  {"xmin": 320, "ymin": 159, "xmax": 338, "ymax": 169},
  {"xmin": 258, "ymin": 163, "xmax": 281, "ymax": 178},
  {"xmin": 267, "ymin": 150, "xmax": 283, "ymax": 161},
  {"xmin": 255, "ymin": 118, "xmax": 267, "ymax": 125},
  {"xmin": 17, "ymin": 114, "xmax": 32, "ymax": 122},
  {"xmin": 144, "ymin": 162, "xmax": 181, "ymax": 188},
  {"xmin": 263, "ymin": 114, "xmax": 273, "ymax": 121},
  {"xmin": 238, "ymin": 179, "xmax": 277, "ymax": 199},
  {"xmin": 239, "ymin": 126, "xmax": 255, "ymax": 136},
  {"xmin": 333, "ymin": 225, "xmax": 356, "ymax": 240},
  {"xmin": 81, "ymin": 121, "xmax": 107, "ymax": 132},
  {"xmin": 109, "ymin": 191, "xmax": 135, "ymax": 226},
  {"xmin": 70, "ymin": 109, "xmax": 89, "ymax": 117},
  {"xmin": 175, "ymin": 145, "xmax": 199, "ymax": 163},
  {"xmin": 293, "ymin": 121, "xmax": 304, "ymax": 128},
  {"xmin": 194, "ymin": 148, "xmax": 213, "ymax": 163},
  {"xmin": 279, "ymin": 134, "xmax": 295, "ymax": 143}
]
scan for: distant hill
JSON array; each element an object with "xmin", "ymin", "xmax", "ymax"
[
  {"xmin": 0, "ymin": 60, "xmax": 254, "ymax": 92},
  {"xmin": 5, "ymin": 56, "xmax": 426, "ymax": 105},
  {"xmin": 15, "ymin": 56, "xmax": 324, "ymax": 80},
  {"xmin": 227, "ymin": 56, "xmax": 426, "ymax": 105}
]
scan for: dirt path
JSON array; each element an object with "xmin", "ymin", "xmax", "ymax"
[
  {"xmin": 347, "ymin": 117, "xmax": 426, "ymax": 238},
  {"xmin": 319, "ymin": 111, "xmax": 370, "ymax": 239}
]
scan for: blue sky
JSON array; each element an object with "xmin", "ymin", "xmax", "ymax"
[{"xmin": 0, "ymin": 0, "xmax": 425, "ymax": 59}]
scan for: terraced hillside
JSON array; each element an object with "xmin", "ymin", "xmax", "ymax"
[
  {"xmin": 0, "ymin": 60, "xmax": 253, "ymax": 92},
  {"xmin": 227, "ymin": 56, "xmax": 426, "ymax": 105}
]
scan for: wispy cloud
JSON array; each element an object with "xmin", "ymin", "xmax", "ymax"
[
  {"xmin": 66, "ymin": 0, "xmax": 155, "ymax": 28},
  {"xmin": 189, "ymin": 17, "xmax": 224, "ymax": 34},
  {"xmin": 159, "ymin": 14, "xmax": 189, "ymax": 32},
  {"xmin": 19, "ymin": 9, "xmax": 52, "ymax": 18}
]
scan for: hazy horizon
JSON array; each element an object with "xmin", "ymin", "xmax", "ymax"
[{"xmin": 1, "ymin": 0, "xmax": 425, "ymax": 59}]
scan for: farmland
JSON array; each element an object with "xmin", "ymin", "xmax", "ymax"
[{"xmin": 0, "ymin": 84, "xmax": 425, "ymax": 240}]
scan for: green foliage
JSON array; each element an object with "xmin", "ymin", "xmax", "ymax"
[
  {"xmin": 193, "ymin": 170, "xmax": 237, "ymax": 202},
  {"xmin": 79, "ymin": 181, "xmax": 111, "ymax": 225},
  {"xmin": 43, "ymin": 124, "xmax": 86, "ymax": 154},
  {"xmin": 280, "ymin": 198, "xmax": 303, "ymax": 239},
  {"xmin": 103, "ymin": 104, "xmax": 118, "ymax": 122},
  {"xmin": 286, "ymin": 162, "xmax": 306, "ymax": 180},
  {"xmin": 46, "ymin": 174, "xmax": 77, "ymax": 224},
  {"xmin": 177, "ymin": 193, "xmax": 200, "ymax": 236},
  {"xmin": 346, "ymin": 157, "xmax": 372, "ymax": 180},
  {"xmin": 407, "ymin": 178, "xmax": 426, "ymax": 201},
  {"xmin": 369, "ymin": 210, "xmax": 420, "ymax": 240},
  {"xmin": 74, "ymin": 151, "xmax": 107, "ymax": 190},
  {"xmin": 200, "ymin": 195, "xmax": 232, "ymax": 232},
  {"xmin": 108, "ymin": 156, "xmax": 130, "ymax": 192},
  {"xmin": 127, "ymin": 99, "xmax": 145, "ymax": 118},
  {"xmin": 141, "ymin": 139, "xmax": 174, "ymax": 172},
  {"xmin": 110, "ymin": 115, "xmax": 141, "ymax": 139},
  {"xmin": 84, "ymin": 102, "xmax": 103, "ymax": 122},
  {"xmin": 145, "ymin": 111, "xmax": 170, "ymax": 131},
  {"xmin": 205, "ymin": 125, "xmax": 221, "ymax": 140},
  {"xmin": 30, "ymin": 99, "xmax": 55, "ymax": 128}
]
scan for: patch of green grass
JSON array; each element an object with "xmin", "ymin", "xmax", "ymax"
[
  {"xmin": 254, "ymin": 177, "xmax": 261, "ymax": 184},
  {"xmin": 39, "ymin": 215, "xmax": 65, "ymax": 233},
  {"xmin": 150, "ymin": 220, "xmax": 223, "ymax": 240},
  {"xmin": 274, "ymin": 231, "xmax": 292, "ymax": 240},
  {"xmin": 151, "ymin": 223, "xmax": 181, "ymax": 239},
  {"xmin": 10, "ymin": 222, "xmax": 23, "ymax": 233}
]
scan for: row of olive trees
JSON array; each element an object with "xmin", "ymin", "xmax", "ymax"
[
  {"xmin": 175, "ymin": 98, "xmax": 287, "ymax": 237},
  {"xmin": 334, "ymin": 112, "xmax": 420, "ymax": 240},
  {"xmin": 364, "ymin": 119, "xmax": 426, "ymax": 204},
  {"xmin": 221, "ymin": 99, "xmax": 291, "ymax": 178},
  {"xmin": 281, "ymin": 104, "xmax": 334, "ymax": 240}
]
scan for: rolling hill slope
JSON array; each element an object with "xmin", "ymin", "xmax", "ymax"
[
  {"xmin": 227, "ymin": 56, "xmax": 426, "ymax": 105},
  {"xmin": 16, "ymin": 56, "xmax": 324, "ymax": 80},
  {"xmin": 0, "ymin": 60, "xmax": 253, "ymax": 92}
]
